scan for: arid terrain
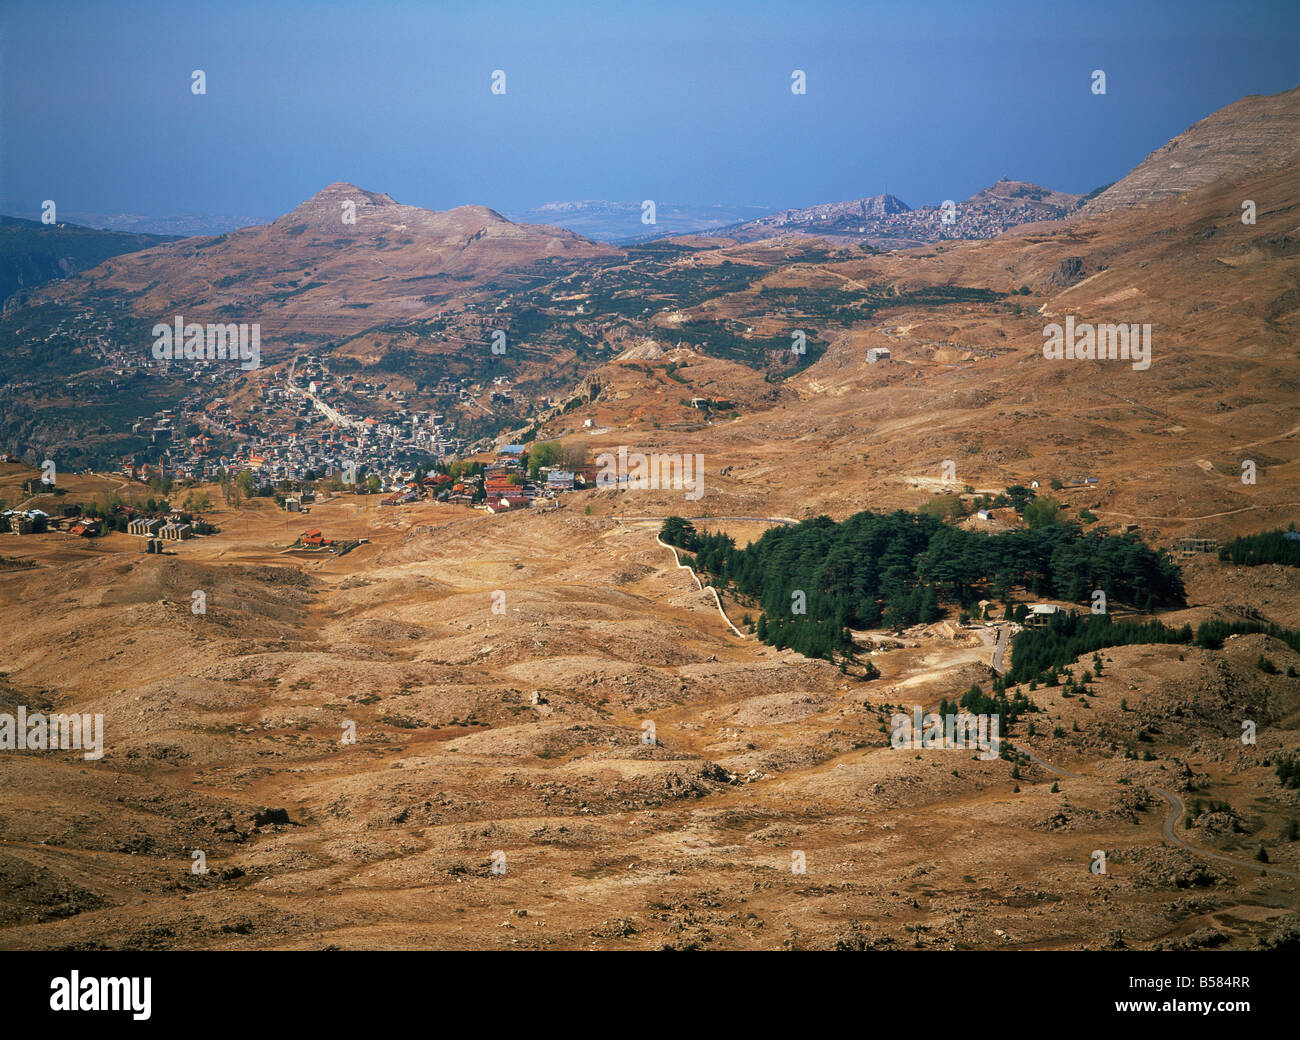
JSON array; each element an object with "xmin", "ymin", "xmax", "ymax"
[{"xmin": 0, "ymin": 86, "xmax": 1298, "ymax": 951}]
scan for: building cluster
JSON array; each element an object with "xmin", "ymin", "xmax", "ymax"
[
  {"xmin": 4, "ymin": 503, "xmax": 201, "ymax": 541},
  {"xmin": 889, "ymin": 198, "xmax": 1065, "ymax": 240},
  {"xmin": 121, "ymin": 354, "xmax": 473, "ymax": 487},
  {"xmin": 6, "ymin": 477, "xmax": 99, "ymax": 537},
  {"xmin": 2, "ymin": 508, "xmax": 49, "ymax": 536},
  {"xmin": 300, "ymin": 527, "xmax": 332, "ymax": 548},
  {"xmin": 126, "ymin": 516, "xmax": 193, "ymax": 540},
  {"xmin": 741, "ymin": 190, "xmax": 1074, "ymax": 243},
  {"xmin": 355, "ymin": 443, "xmax": 589, "ymax": 514}
]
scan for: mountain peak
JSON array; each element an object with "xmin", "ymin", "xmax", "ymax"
[
  {"xmin": 447, "ymin": 203, "xmax": 509, "ymax": 222},
  {"xmin": 965, "ymin": 179, "xmax": 1080, "ymax": 208},
  {"xmin": 864, "ymin": 192, "xmax": 911, "ymax": 216},
  {"xmin": 287, "ymin": 183, "xmax": 399, "ymax": 220}
]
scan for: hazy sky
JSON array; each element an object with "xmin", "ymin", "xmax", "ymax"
[{"xmin": 2, "ymin": 0, "xmax": 1296, "ymax": 220}]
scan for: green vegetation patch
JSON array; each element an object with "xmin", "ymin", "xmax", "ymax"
[
  {"xmin": 660, "ymin": 511, "xmax": 1184, "ymax": 661},
  {"xmin": 1219, "ymin": 528, "xmax": 1300, "ymax": 567}
]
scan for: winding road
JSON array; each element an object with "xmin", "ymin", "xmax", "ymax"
[
  {"xmin": 636, "ymin": 514, "xmax": 1299, "ymax": 884},
  {"xmin": 1009, "ymin": 741, "xmax": 1298, "ymax": 881},
  {"xmin": 655, "ymin": 535, "xmax": 747, "ymax": 639},
  {"xmin": 1150, "ymin": 786, "xmax": 1300, "ymax": 881},
  {"xmin": 990, "ymin": 624, "xmax": 1010, "ymax": 674}
]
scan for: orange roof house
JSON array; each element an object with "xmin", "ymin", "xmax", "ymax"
[{"xmin": 301, "ymin": 527, "xmax": 332, "ymax": 547}]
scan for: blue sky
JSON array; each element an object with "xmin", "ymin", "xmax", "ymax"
[{"xmin": 1, "ymin": 0, "xmax": 1296, "ymax": 220}]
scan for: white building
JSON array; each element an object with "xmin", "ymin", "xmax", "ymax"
[{"xmin": 1026, "ymin": 604, "xmax": 1060, "ymax": 627}]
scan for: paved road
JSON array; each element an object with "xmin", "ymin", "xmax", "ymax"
[
  {"xmin": 1150, "ymin": 786, "xmax": 1300, "ymax": 881},
  {"xmin": 616, "ymin": 515, "xmax": 799, "ymax": 526},
  {"xmin": 1009, "ymin": 744, "xmax": 1298, "ymax": 881},
  {"xmin": 990, "ymin": 624, "xmax": 1010, "ymax": 675}
]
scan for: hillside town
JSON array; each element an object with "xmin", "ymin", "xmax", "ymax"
[{"xmin": 119, "ymin": 352, "xmax": 480, "ymax": 488}]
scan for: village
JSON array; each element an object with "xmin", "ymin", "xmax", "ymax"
[
  {"xmin": 0, "ymin": 469, "xmax": 215, "ymax": 548},
  {"xmin": 118, "ymin": 350, "xmax": 477, "ymax": 488},
  {"xmin": 0, "ymin": 430, "xmax": 599, "ymax": 559},
  {"xmin": 0, "ymin": 306, "xmax": 533, "ymax": 491}
]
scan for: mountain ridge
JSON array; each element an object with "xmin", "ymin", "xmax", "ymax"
[
  {"xmin": 1081, "ymin": 84, "xmax": 1300, "ymax": 214},
  {"xmin": 702, "ymin": 179, "xmax": 1085, "ymax": 248},
  {"xmin": 14, "ymin": 183, "xmax": 620, "ymax": 346}
]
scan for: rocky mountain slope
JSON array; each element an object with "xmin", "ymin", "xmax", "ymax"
[
  {"xmin": 17, "ymin": 183, "xmax": 619, "ymax": 348},
  {"xmin": 0, "ymin": 216, "xmax": 172, "ymax": 310},
  {"xmin": 706, "ymin": 180, "xmax": 1084, "ymax": 248},
  {"xmin": 1081, "ymin": 85, "xmax": 1300, "ymax": 214},
  {"xmin": 1, "ymin": 87, "xmax": 1299, "ymax": 951}
]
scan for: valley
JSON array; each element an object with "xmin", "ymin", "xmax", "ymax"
[{"xmin": 0, "ymin": 84, "xmax": 1298, "ymax": 952}]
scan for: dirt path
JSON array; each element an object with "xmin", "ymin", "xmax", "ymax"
[
  {"xmin": 1011, "ymin": 741, "xmax": 1298, "ymax": 883},
  {"xmin": 1150, "ymin": 786, "xmax": 1300, "ymax": 881},
  {"xmin": 1101, "ymin": 501, "xmax": 1300, "ymax": 523},
  {"xmin": 655, "ymin": 535, "xmax": 747, "ymax": 639}
]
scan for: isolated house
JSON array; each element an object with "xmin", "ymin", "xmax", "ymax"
[
  {"xmin": 867, "ymin": 347, "xmax": 891, "ymax": 363},
  {"xmin": 1026, "ymin": 604, "xmax": 1060, "ymax": 627},
  {"xmin": 301, "ymin": 528, "xmax": 333, "ymax": 547}
]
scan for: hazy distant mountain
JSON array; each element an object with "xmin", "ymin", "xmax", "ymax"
[
  {"xmin": 507, "ymin": 200, "xmax": 774, "ymax": 242},
  {"xmin": 0, "ymin": 215, "xmax": 173, "ymax": 308},
  {"xmin": 705, "ymin": 181, "xmax": 1084, "ymax": 248},
  {"xmin": 19, "ymin": 182, "xmax": 618, "ymax": 347},
  {"xmin": 68, "ymin": 211, "xmax": 270, "ymax": 237},
  {"xmin": 0, "ymin": 205, "xmax": 269, "ymax": 238},
  {"xmin": 1080, "ymin": 84, "xmax": 1300, "ymax": 214}
]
